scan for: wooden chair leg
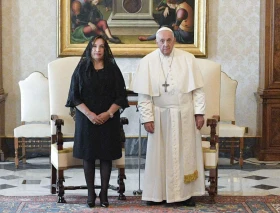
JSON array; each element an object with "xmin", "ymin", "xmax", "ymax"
[
  {"xmin": 207, "ymin": 167, "xmax": 217, "ymax": 203},
  {"xmin": 22, "ymin": 137, "xmax": 26, "ymax": 164},
  {"xmin": 117, "ymin": 167, "xmax": 126, "ymax": 200},
  {"xmin": 57, "ymin": 169, "xmax": 66, "ymax": 203},
  {"xmin": 215, "ymin": 166, "xmax": 218, "ymax": 195},
  {"xmin": 51, "ymin": 164, "xmax": 57, "ymax": 194},
  {"xmin": 14, "ymin": 137, "xmax": 19, "ymax": 168},
  {"xmin": 239, "ymin": 137, "xmax": 244, "ymax": 168}
]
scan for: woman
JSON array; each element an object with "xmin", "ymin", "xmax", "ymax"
[{"xmin": 66, "ymin": 35, "xmax": 129, "ymax": 208}]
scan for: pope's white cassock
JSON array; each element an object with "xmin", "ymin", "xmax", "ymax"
[{"xmin": 130, "ymin": 48, "xmax": 206, "ymax": 203}]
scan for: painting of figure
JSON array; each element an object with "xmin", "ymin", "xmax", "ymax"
[
  {"xmin": 70, "ymin": 0, "xmax": 194, "ymax": 45},
  {"xmin": 71, "ymin": 0, "xmax": 121, "ymax": 44},
  {"xmin": 58, "ymin": 0, "xmax": 206, "ymax": 57},
  {"xmin": 140, "ymin": 0, "xmax": 195, "ymax": 44}
]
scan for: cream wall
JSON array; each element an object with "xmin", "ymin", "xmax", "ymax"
[{"xmin": 2, "ymin": 0, "xmax": 260, "ymax": 136}]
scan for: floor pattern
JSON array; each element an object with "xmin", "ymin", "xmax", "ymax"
[
  {"xmin": 0, "ymin": 157, "xmax": 280, "ymax": 197},
  {"xmin": 1, "ymin": 195, "xmax": 280, "ymax": 213}
]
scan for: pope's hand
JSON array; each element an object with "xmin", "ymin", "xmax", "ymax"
[
  {"xmin": 144, "ymin": 121, "xmax": 154, "ymax": 133},
  {"xmin": 195, "ymin": 115, "xmax": 204, "ymax": 130}
]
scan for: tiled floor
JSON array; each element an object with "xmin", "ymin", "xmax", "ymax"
[{"xmin": 0, "ymin": 157, "xmax": 280, "ymax": 197}]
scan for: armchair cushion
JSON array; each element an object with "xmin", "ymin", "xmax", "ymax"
[
  {"xmin": 14, "ymin": 124, "xmax": 50, "ymax": 137},
  {"xmin": 219, "ymin": 123, "xmax": 245, "ymax": 137},
  {"xmin": 51, "ymin": 141, "xmax": 126, "ymax": 170},
  {"xmin": 202, "ymin": 141, "xmax": 219, "ymax": 169},
  {"xmin": 51, "ymin": 141, "xmax": 82, "ymax": 170},
  {"xmin": 50, "ymin": 118, "xmax": 126, "ymax": 170}
]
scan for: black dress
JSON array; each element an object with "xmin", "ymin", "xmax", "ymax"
[{"xmin": 65, "ymin": 60, "xmax": 129, "ymax": 161}]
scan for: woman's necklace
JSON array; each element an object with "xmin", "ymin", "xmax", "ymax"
[{"xmin": 159, "ymin": 51, "xmax": 174, "ymax": 92}]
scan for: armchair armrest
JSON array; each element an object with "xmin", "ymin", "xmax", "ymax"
[
  {"xmin": 120, "ymin": 117, "xmax": 129, "ymax": 143},
  {"xmin": 51, "ymin": 114, "xmax": 64, "ymax": 150},
  {"xmin": 51, "ymin": 114, "xmax": 58, "ymax": 121},
  {"xmin": 206, "ymin": 115, "xmax": 219, "ymax": 150}
]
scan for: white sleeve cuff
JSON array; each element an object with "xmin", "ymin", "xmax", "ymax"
[
  {"xmin": 193, "ymin": 88, "xmax": 206, "ymax": 115},
  {"xmin": 138, "ymin": 94, "xmax": 154, "ymax": 123}
]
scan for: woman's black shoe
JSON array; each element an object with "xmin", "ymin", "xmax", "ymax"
[
  {"xmin": 100, "ymin": 201, "xmax": 109, "ymax": 208},
  {"xmin": 86, "ymin": 193, "xmax": 96, "ymax": 208},
  {"xmin": 86, "ymin": 201, "xmax": 95, "ymax": 208},
  {"xmin": 99, "ymin": 192, "xmax": 109, "ymax": 208}
]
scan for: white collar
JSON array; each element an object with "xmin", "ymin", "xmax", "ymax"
[{"xmin": 158, "ymin": 48, "xmax": 175, "ymax": 59}]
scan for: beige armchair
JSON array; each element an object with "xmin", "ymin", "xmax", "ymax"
[
  {"xmin": 219, "ymin": 72, "xmax": 245, "ymax": 168},
  {"xmin": 48, "ymin": 57, "xmax": 128, "ymax": 203},
  {"xmin": 197, "ymin": 58, "xmax": 221, "ymax": 201},
  {"xmin": 13, "ymin": 72, "xmax": 50, "ymax": 168}
]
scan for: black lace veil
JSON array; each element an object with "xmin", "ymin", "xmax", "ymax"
[
  {"xmin": 79, "ymin": 35, "xmax": 116, "ymax": 72},
  {"xmin": 68, "ymin": 35, "xmax": 128, "ymax": 119}
]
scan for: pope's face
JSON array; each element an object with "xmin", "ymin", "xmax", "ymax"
[{"xmin": 156, "ymin": 30, "xmax": 175, "ymax": 56}]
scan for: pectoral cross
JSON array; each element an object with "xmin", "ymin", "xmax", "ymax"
[{"xmin": 162, "ymin": 81, "xmax": 169, "ymax": 92}]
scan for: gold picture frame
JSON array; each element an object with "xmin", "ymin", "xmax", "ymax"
[{"xmin": 57, "ymin": 0, "xmax": 207, "ymax": 57}]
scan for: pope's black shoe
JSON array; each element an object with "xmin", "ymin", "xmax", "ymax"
[
  {"xmin": 183, "ymin": 197, "xmax": 196, "ymax": 207},
  {"xmin": 146, "ymin": 200, "xmax": 166, "ymax": 206}
]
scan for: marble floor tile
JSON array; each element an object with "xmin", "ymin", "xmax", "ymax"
[{"xmin": 0, "ymin": 157, "xmax": 280, "ymax": 198}]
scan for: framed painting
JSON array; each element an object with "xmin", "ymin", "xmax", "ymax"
[{"xmin": 57, "ymin": 0, "xmax": 207, "ymax": 57}]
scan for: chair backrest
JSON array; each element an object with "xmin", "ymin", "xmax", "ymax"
[
  {"xmin": 19, "ymin": 71, "xmax": 50, "ymax": 122},
  {"xmin": 196, "ymin": 58, "xmax": 221, "ymax": 136},
  {"xmin": 48, "ymin": 57, "xmax": 80, "ymax": 136},
  {"xmin": 220, "ymin": 72, "xmax": 238, "ymax": 122}
]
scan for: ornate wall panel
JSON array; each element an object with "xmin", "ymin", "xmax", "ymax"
[
  {"xmin": 257, "ymin": 0, "xmax": 280, "ymax": 160},
  {"xmin": 270, "ymin": 107, "xmax": 280, "ymax": 145},
  {"xmin": 272, "ymin": 1, "xmax": 280, "ymax": 85}
]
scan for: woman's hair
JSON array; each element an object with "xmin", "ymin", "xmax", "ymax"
[{"xmin": 81, "ymin": 35, "xmax": 116, "ymax": 71}]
